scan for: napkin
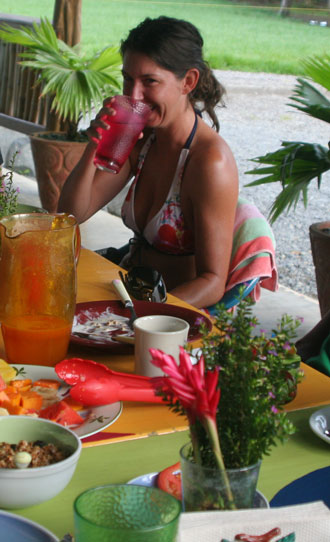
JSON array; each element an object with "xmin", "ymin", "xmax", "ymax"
[{"xmin": 179, "ymin": 501, "xmax": 330, "ymax": 542}]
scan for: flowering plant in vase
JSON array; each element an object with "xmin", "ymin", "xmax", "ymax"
[
  {"xmin": 0, "ymin": 154, "xmax": 19, "ymax": 219},
  {"xmin": 150, "ymin": 294, "xmax": 304, "ymax": 511}
]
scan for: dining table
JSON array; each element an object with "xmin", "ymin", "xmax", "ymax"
[{"xmin": 2, "ymin": 248, "xmax": 329, "ymax": 540}]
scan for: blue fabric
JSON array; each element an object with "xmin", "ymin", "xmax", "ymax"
[{"xmin": 206, "ymin": 277, "xmax": 260, "ymax": 315}]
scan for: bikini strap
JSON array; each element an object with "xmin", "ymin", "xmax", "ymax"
[{"xmin": 183, "ymin": 112, "xmax": 199, "ymax": 150}]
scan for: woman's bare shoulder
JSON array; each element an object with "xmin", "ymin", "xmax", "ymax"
[{"xmin": 188, "ymin": 122, "xmax": 238, "ymax": 189}]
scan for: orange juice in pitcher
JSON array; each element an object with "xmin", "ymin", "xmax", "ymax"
[{"xmin": 0, "ymin": 213, "xmax": 80, "ymax": 366}]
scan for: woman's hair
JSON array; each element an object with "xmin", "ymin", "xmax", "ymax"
[{"xmin": 120, "ymin": 16, "xmax": 225, "ymax": 132}]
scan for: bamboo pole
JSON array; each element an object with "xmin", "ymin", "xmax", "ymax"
[
  {"xmin": 27, "ymin": 72, "xmax": 41, "ymax": 124},
  {"xmin": 5, "ymin": 44, "xmax": 17, "ymax": 115},
  {"xmin": 0, "ymin": 42, "xmax": 7, "ymax": 111},
  {"xmin": 13, "ymin": 45, "xmax": 23, "ymax": 118}
]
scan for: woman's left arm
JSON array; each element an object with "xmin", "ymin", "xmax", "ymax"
[{"xmin": 170, "ymin": 138, "xmax": 239, "ymax": 308}]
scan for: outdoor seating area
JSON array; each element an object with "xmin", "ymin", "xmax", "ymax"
[
  {"xmin": 0, "ymin": 247, "xmax": 327, "ymax": 540},
  {"xmin": 9, "ymin": 167, "xmax": 322, "ymax": 338},
  {"xmin": 0, "ymin": 1, "xmax": 329, "ymax": 540}
]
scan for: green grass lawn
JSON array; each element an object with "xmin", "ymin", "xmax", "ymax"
[{"xmin": 1, "ymin": 0, "xmax": 329, "ymax": 74}]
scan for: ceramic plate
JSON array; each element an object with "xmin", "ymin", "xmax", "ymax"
[
  {"xmin": 127, "ymin": 472, "xmax": 269, "ymax": 509},
  {"xmin": 309, "ymin": 405, "xmax": 330, "ymax": 444},
  {"xmin": 71, "ymin": 300, "xmax": 212, "ymax": 353},
  {"xmin": 0, "ymin": 509, "xmax": 58, "ymax": 542},
  {"xmin": 12, "ymin": 365, "xmax": 122, "ymax": 439},
  {"xmin": 270, "ymin": 466, "xmax": 330, "ymax": 507}
]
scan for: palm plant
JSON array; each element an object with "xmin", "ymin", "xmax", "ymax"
[
  {"xmin": 245, "ymin": 54, "xmax": 330, "ymax": 223},
  {"xmin": 0, "ymin": 17, "xmax": 122, "ymax": 140}
]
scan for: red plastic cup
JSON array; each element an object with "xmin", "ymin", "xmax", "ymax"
[{"xmin": 93, "ymin": 95, "xmax": 151, "ymax": 174}]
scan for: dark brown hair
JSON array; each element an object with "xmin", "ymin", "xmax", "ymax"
[{"xmin": 120, "ymin": 16, "xmax": 225, "ymax": 132}]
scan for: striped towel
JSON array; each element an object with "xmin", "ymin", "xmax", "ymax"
[{"xmin": 225, "ymin": 197, "xmax": 278, "ymax": 302}]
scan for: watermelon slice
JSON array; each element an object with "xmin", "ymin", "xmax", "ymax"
[{"xmin": 39, "ymin": 400, "xmax": 84, "ymax": 426}]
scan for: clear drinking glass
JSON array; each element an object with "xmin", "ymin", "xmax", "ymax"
[
  {"xmin": 180, "ymin": 443, "xmax": 261, "ymax": 511},
  {"xmin": 74, "ymin": 484, "xmax": 181, "ymax": 542}
]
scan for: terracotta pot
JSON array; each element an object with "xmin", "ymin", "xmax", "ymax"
[
  {"xmin": 309, "ymin": 221, "xmax": 330, "ymax": 317},
  {"xmin": 30, "ymin": 133, "xmax": 87, "ymax": 212}
]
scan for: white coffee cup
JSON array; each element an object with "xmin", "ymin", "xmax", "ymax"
[{"xmin": 133, "ymin": 315, "xmax": 190, "ymax": 377}]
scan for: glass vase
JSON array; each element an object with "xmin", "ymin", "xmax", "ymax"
[{"xmin": 180, "ymin": 443, "xmax": 261, "ymax": 511}]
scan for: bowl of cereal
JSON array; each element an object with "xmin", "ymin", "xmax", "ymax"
[{"xmin": 0, "ymin": 415, "xmax": 82, "ymax": 509}]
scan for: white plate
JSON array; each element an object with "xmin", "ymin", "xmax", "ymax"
[
  {"xmin": 11, "ymin": 365, "xmax": 122, "ymax": 439},
  {"xmin": 0, "ymin": 509, "xmax": 58, "ymax": 541},
  {"xmin": 309, "ymin": 405, "xmax": 330, "ymax": 444},
  {"xmin": 127, "ymin": 472, "xmax": 269, "ymax": 509}
]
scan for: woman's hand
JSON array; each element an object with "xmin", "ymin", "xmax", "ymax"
[{"xmin": 86, "ymin": 97, "xmax": 116, "ymax": 145}]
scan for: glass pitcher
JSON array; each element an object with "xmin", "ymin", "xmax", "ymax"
[{"xmin": 0, "ymin": 213, "xmax": 80, "ymax": 366}]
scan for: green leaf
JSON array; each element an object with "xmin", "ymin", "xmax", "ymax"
[
  {"xmin": 0, "ymin": 16, "xmax": 122, "ymax": 135},
  {"xmin": 289, "ymin": 78, "xmax": 330, "ymax": 124},
  {"xmin": 246, "ymin": 142, "xmax": 330, "ymax": 222},
  {"xmin": 303, "ymin": 54, "xmax": 330, "ymax": 92},
  {"xmin": 244, "ymin": 52, "xmax": 330, "ymax": 222}
]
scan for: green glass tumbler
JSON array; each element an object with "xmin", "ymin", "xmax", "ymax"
[{"xmin": 74, "ymin": 484, "xmax": 181, "ymax": 542}]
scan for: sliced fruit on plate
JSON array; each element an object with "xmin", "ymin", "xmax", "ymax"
[
  {"xmin": 0, "ymin": 377, "xmax": 6, "ymax": 392},
  {"xmin": 32, "ymin": 379, "xmax": 61, "ymax": 390},
  {"xmin": 39, "ymin": 400, "xmax": 85, "ymax": 426},
  {"xmin": 0, "ymin": 359, "xmax": 17, "ymax": 383},
  {"xmin": 157, "ymin": 461, "xmax": 182, "ymax": 501}
]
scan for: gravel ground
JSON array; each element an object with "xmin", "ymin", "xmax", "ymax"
[
  {"xmin": 214, "ymin": 70, "xmax": 330, "ymax": 301},
  {"xmin": 1, "ymin": 70, "xmax": 329, "ymax": 300}
]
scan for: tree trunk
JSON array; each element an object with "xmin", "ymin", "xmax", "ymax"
[
  {"xmin": 278, "ymin": 0, "xmax": 292, "ymax": 17},
  {"xmin": 49, "ymin": 0, "xmax": 82, "ymax": 131},
  {"xmin": 52, "ymin": 0, "xmax": 82, "ymax": 46}
]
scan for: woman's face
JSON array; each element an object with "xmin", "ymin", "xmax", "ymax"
[{"xmin": 122, "ymin": 52, "xmax": 190, "ymax": 128}]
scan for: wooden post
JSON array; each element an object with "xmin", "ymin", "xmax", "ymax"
[
  {"xmin": 48, "ymin": 0, "xmax": 83, "ymax": 130},
  {"xmin": 52, "ymin": 0, "xmax": 82, "ymax": 46},
  {"xmin": 278, "ymin": 0, "xmax": 292, "ymax": 17}
]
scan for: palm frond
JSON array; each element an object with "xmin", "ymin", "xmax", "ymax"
[
  {"xmin": 0, "ymin": 18, "xmax": 59, "ymax": 53},
  {"xmin": 245, "ymin": 52, "xmax": 330, "ymax": 222},
  {"xmin": 303, "ymin": 54, "xmax": 330, "ymax": 92},
  {"xmin": 0, "ymin": 16, "xmax": 122, "ymax": 134},
  {"xmin": 289, "ymin": 78, "xmax": 330, "ymax": 124},
  {"xmin": 246, "ymin": 142, "xmax": 330, "ymax": 223}
]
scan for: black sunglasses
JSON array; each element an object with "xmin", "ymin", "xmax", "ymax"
[{"xmin": 119, "ymin": 266, "xmax": 167, "ymax": 303}]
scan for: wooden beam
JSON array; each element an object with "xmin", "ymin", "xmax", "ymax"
[{"xmin": 0, "ymin": 113, "xmax": 46, "ymax": 135}]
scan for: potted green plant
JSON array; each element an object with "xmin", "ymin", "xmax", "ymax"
[
  {"xmin": 0, "ymin": 18, "xmax": 122, "ymax": 212},
  {"xmin": 0, "ymin": 154, "xmax": 44, "ymax": 217},
  {"xmin": 245, "ymin": 53, "xmax": 330, "ymax": 316},
  {"xmin": 150, "ymin": 295, "xmax": 303, "ymax": 511}
]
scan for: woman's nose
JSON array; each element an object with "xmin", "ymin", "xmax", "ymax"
[{"xmin": 128, "ymin": 82, "xmax": 144, "ymax": 101}]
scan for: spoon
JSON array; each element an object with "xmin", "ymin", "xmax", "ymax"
[{"xmin": 112, "ymin": 278, "xmax": 138, "ymax": 329}]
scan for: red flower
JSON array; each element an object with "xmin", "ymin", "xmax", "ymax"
[
  {"xmin": 150, "ymin": 346, "xmax": 235, "ymax": 508},
  {"xmin": 150, "ymin": 346, "xmax": 220, "ymax": 425}
]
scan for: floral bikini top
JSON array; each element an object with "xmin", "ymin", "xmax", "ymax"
[{"xmin": 121, "ymin": 114, "xmax": 198, "ymax": 255}]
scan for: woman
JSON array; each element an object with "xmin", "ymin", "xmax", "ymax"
[{"xmin": 58, "ymin": 16, "xmax": 239, "ymax": 309}]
